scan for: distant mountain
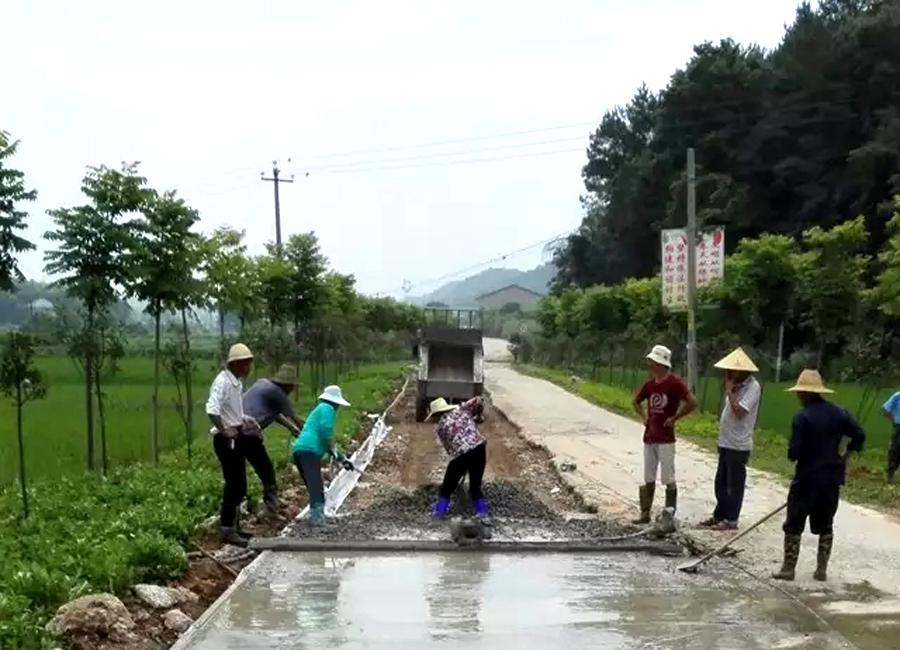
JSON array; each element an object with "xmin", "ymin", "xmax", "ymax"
[{"xmin": 409, "ymin": 263, "xmax": 555, "ymax": 307}]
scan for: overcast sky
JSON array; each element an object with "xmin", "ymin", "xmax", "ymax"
[{"xmin": 2, "ymin": 0, "xmax": 805, "ymax": 298}]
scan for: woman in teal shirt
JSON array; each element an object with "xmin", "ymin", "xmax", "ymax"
[{"xmin": 292, "ymin": 385, "xmax": 353, "ymax": 525}]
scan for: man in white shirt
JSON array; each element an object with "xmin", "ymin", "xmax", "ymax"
[
  {"xmin": 699, "ymin": 348, "xmax": 761, "ymax": 531},
  {"xmin": 206, "ymin": 343, "xmax": 256, "ymax": 547}
]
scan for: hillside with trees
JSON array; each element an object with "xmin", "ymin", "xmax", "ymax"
[
  {"xmin": 527, "ymin": 1, "xmax": 900, "ymax": 380},
  {"xmin": 553, "ymin": 0, "xmax": 900, "ymax": 290},
  {"xmin": 410, "ymin": 263, "xmax": 555, "ymax": 306}
]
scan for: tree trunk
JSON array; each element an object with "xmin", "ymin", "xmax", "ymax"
[
  {"xmin": 95, "ymin": 363, "xmax": 108, "ymax": 477},
  {"xmin": 182, "ymin": 307, "xmax": 194, "ymax": 461},
  {"xmin": 218, "ymin": 306, "xmax": 226, "ymax": 361},
  {"xmin": 16, "ymin": 386, "xmax": 28, "ymax": 518},
  {"xmin": 152, "ymin": 308, "xmax": 161, "ymax": 466},
  {"xmin": 85, "ymin": 307, "xmax": 95, "ymax": 472}
]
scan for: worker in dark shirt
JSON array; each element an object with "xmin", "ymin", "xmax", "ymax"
[
  {"xmin": 241, "ymin": 364, "xmax": 304, "ymax": 514},
  {"xmin": 774, "ymin": 370, "xmax": 865, "ymax": 582}
]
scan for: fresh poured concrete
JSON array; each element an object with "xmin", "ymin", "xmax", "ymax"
[{"xmin": 178, "ymin": 551, "xmax": 853, "ymax": 649}]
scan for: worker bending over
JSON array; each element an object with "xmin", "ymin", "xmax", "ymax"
[
  {"xmin": 241, "ymin": 364, "xmax": 305, "ymax": 514},
  {"xmin": 774, "ymin": 370, "xmax": 865, "ymax": 582},
  {"xmin": 292, "ymin": 385, "xmax": 354, "ymax": 526},
  {"xmin": 632, "ymin": 345, "xmax": 696, "ymax": 524},
  {"xmin": 428, "ymin": 396, "xmax": 488, "ymax": 519}
]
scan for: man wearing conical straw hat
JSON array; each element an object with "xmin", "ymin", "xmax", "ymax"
[
  {"xmin": 698, "ymin": 348, "xmax": 761, "ymax": 531},
  {"xmin": 772, "ymin": 369, "xmax": 866, "ymax": 582}
]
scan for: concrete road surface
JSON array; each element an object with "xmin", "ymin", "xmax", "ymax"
[{"xmin": 176, "ymin": 551, "xmax": 853, "ymax": 649}]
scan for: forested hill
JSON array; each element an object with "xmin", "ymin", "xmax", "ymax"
[
  {"xmin": 552, "ymin": 0, "xmax": 900, "ymax": 289},
  {"xmin": 410, "ymin": 263, "xmax": 555, "ymax": 306}
]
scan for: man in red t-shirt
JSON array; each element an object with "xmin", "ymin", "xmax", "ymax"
[{"xmin": 631, "ymin": 344, "xmax": 697, "ymax": 524}]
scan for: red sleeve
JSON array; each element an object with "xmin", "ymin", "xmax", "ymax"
[{"xmin": 673, "ymin": 377, "xmax": 690, "ymax": 400}]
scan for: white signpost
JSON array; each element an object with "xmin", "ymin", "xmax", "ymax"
[{"xmin": 661, "ymin": 227, "xmax": 724, "ymax": 311}]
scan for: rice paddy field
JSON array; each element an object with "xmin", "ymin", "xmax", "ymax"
[{"xmin": 0, "ymin": 352, "xmax": 405, "ymax": 485}]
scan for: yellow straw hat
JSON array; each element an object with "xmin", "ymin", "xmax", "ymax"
[
  {"xmin": 714, "ymin": 348, "xmax": 759, "ymax": 373},
  {"xmin": 786, "ymin": 369, "xmax": 834, "ymax": 394},
  {"xmin": 227, "ymin": 343, "xmax": 253, "ymax": 363},
  {"xmin": 426, "ymin": 397, "xmax": 458, "ymax": 420}
]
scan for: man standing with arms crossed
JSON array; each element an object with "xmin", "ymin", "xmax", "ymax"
[{"xmin": 632, "ymin": 344, "xmax": 697, "ymax": 524}]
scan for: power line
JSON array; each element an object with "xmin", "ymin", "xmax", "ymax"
[
  {"xmin": 310, "ymin": 148, "xmax": 586, "ymax": 176},
  {"xmin": 293, "ymin": 120, "xmax": 597, "ymax": 161},
  {"xmin": 376, "ymin": 230, "xmax": 572, "ymax": 297},
  {"xmin": 288, "ymin": 135, "xmax": 586, "ymax": 173}
]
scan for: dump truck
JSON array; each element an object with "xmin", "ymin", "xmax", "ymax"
[{"xmin": 414, "ymin": 308, "xmax": 484, "ymax": 422}]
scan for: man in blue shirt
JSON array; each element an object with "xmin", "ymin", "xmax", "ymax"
[
  {"xmin": 241, "ymin": 365, "xmax": 304, "ymax": 514},
  {"xmin": 881, "ymin": 390, "xmax": 900, "ymax": 483},
  {"xmin": 774, "ymin": 370, "xmax": 865, "ymax": 583}
]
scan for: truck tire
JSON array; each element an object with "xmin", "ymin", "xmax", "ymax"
[{"xmin": 415, "ymin": 394, "xmax": 429, "ymax": 422}]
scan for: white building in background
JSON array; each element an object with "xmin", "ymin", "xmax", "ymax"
[{"xmin": 475, "ymin": 284, "xmax": 544, "ymax": 310}]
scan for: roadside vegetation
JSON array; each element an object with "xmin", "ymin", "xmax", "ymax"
[
  {"xmin": 520, "ymin": 365, "xmax": 900, "ymax": 511},
  {"xmin": 0, "ymin": 130, "xmax": 418, "ymax": 649}
]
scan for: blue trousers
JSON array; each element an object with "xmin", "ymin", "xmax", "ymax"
[{"xmin": 713, "ymin": 447, "xmax": 750, "ymax": 523}]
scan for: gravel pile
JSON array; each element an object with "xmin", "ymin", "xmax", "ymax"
[{"xmin": 286, "ymin": 479, "xmax": 635, "ymax": 542}]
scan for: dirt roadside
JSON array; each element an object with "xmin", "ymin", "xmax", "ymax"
[
  {"xmin": 483, "ymin": 338, "xmax": 900, "ymax": 646},
  {"xmin": 291, "ymin": 383, "xmax": 635, "ymax": 542}
]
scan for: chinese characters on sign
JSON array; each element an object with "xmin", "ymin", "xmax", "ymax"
[{"xmin": 661, "ymin": 227, "xmax": 725, "ymax": 310}]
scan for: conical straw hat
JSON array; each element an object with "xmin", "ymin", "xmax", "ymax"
[
  {"xmin": 713, "ymin": 348, "xmax": 759, "ymax": 372},
  {"xmin": 786, "ymin": 369, "xmax": 834, "ymax": 394}
]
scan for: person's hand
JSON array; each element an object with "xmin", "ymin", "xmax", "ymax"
[
  {"xmin": 222, "ymin": 426, "xmax": 241, "ymax": 439},
  {"xmin": 725, "ymin": 377, "xmax": 735, "ymax": 394},
  {"xmin": 342, "ymin": 459, "xmax": 356, "ymax": 471},
  {"xmin": 664, "ymin": 417, "xmax": 675, "ymax": 429}
]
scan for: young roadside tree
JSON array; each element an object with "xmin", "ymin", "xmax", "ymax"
[
  {"xmin": 93, "ymin": 314, "xmax": 126, "ymax": 475},
  {"xmin": 0, "ymin": 332, "xmax": 46, "ymax": 517},
  {"xmin": 172, "ymin": 234, "xmax": 208, "ymax": 456},
  {"xmin": 130, "ymin": 190, "xmax": 201, "ymax": 465},
  {"xmin": 202, "ymin": 226, "xmax": 251, "ymax": 357},
  {"xmin": 797, "ymin": 217, "xmax": 869, "ymax": 367},
  {"xmin": 0, "ymin": 131, "xmax": 37, "ymax": 292},
  {"xmin": 44, "ymin": 163, "xmax": 149, "ymax": 471}
]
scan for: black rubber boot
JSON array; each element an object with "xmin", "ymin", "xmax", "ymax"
[
  {"xmin": 219, "ymin": 526, "xmax": 249, "ymax": 548},
  {"xmin": 773, "ymin": 534, "xmax": 801, "ymax": 581},
  {"xmin": 814, "ymin": 534, "xmax": 833, "ymax": 581},
  {"xmin": 632, "ymin": 483, "xmax": 655, "ymax": 524},
  {"xmin": 665, "ymin": 485, "xmax": 677, "ymax": 515}
]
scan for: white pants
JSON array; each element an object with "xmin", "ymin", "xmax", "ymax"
[{"xmin": 643, "ymin": 443, "xmax": 676, "ymax": 485}]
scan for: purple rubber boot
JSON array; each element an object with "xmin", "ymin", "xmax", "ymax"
[
  {"xmin": 473, "ymin": 498, "xmax": 488, "ymax": 517},
  {"xmin": 432, "ymin": 496, "xmax": 450, "ymax": 519}
]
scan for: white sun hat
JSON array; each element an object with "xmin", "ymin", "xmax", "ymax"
[
  {"xmin": 319, "ymin": 385, "xmax": 351, "ymax": 406},
  {"xmin": 646, "ymin": 344, "xmax": 672, "ymax": 368}
]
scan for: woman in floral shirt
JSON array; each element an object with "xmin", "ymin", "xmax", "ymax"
[{"xmin": 427, "ymin": 396, "xmax": 488, "ymax": 518}]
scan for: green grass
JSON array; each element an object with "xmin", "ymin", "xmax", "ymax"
[
  {"xmin": 520, "ymin": 364, "xmax": 900, "ymax": 511},
  {"xmin": 0, "ymin": 355, "xmax": 392, "ymax": 485},
  {"xmin": 0, "ymin": 360, "xmax": 404, "ymax": 650}
]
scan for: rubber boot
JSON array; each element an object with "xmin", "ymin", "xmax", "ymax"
[
  {"xmin": 235, "ymin": 511, "xmax": 254, "ymax": 539},
  {"xmin": 432, "ymin": 496, "xmax": 450, "ymax": 519},
  {"xmin": 219, "ymin": 526, "xmax": 249, "ymax": 548},
  {"xmin": 814, "ymin": 534, "xmax": 833, "ymax": 581},
  {"xmin": 473, "ymin": 498, "xmax": 488, "ymax": 518},
  {"xmin": 263, "ymin": 487, "xmax": 279, "ymax": 515},
  {"xmin": 665, "ymin": 485, "xmax": 677, "ymax": 515},
  {"xmin": 309, "ymin": 503, "xmax": 326, "ymax": 527},
  {"xmin": 632, "ymin": 483, "xmax": 655, "ymax": 524},
  {"xmin": 773, "ymin": 534, "xmax": 801, "ymax": 581}
]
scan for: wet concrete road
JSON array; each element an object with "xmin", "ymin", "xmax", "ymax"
[{"xmin": 178, "ymin": 551, "xmax": 854, "ymax": 649}]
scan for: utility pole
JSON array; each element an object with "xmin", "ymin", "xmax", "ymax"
[
  {"xmin": 261, "ymin": 159, "xmax": 294, "ymax": 255},
  {"xmin": 686, "ymin": 148, "xmax": 698, "ymax": 395}
]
